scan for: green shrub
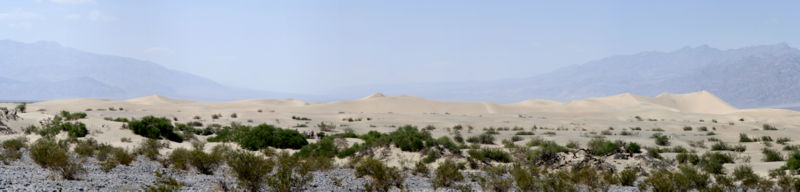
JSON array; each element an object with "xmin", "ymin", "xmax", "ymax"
[
  {"xmin": 113, "ymin": 147, "xmax": 134, "ymax": 166},
  {"xmin": 733, "ymin": 165, "xmax": 760, "ymax": 188},
  {"xmin": 676, "ymin": 152, "xmax": 700, "ymax": 165},
  {"xmin": 142, "ymin": 170, "xmax": 185, "ymax": 192},
  {"xmin": 168, "ymin": 148, "xmax": 191, "ymax": 170},
  {"xmin": 763, "ymin": 148, "xmax": 784, "ymax": 162},
  {"xmin": 785, "ymin": 152, "xmax": 800, "ymax": 172},
  {"xmin": 587, "ymin": 137, "xmax": 620, "ymax": 156},
  {"xmin": 467, "ymin": 133, "xmax": 495, "ymax": 145},
  {"xmin": 129, "ymin": 116, "xmax": 183, "ymax": 142},
  {"xmin": 618, "ymin": 166, "xmax": 638, "ymax": 186},
  {"xmin": 528, "ymin": 141, "xmax": 570, "ymax": 165},
  {"xmin": 59, "ymin": 110, "xmax": 87, "ymax": 120},
  {"xmin": 699, "ymin": 152, "xmax": 734, "ymax": 174},
  {"xmin": 764, "ymin": 124, "xmax": 778, "ymax": 131},
  {"xmin": 740, "ymin": 133, "xmax": 754, "ymax": 142},
  {"xmin": 683, "ymin": 126, "xmax": 692, "ymax": 131},
  {"xmin": 209, "ymin": 123, "xmax": 307, "ymax": 150},
  {"xmin": 295, "ymin": 137, "xmax": 337, "ymax": 158},
  {"xmin": 189, "ymin": 149, "xmax": 221, "ymax": 175},
  {"xmin": 625, "ymin": 142, "xmax": 641, "ymax": 153},
  {"xmin": 137, "ymin": 138, "xmax": 163, "ymax": 160},
  {"xmin": 777, "ymin": 137, "xmax": 791, "ymax": 145},
  {"xmin": 100, "ymin": 160, "xmax": 117, "ymax": 172},
  {"xmin": 15, "ymin": 103, "xmax": 26, "ymax": 113},
  {"xmin": 651, "ymin": 133, "xmax": 669, "ymax": 146},
  {"xmin": 29, "ymin": 138, "xmax": 86, "ymax": 180},
  {"xmin": 228, "ymin": 150, "xmax": 273, "ymax": 192},
  {"xmin": 414, "ymin": 161, "xmax": 429, "ymax": 176},
  {"xmin": 355, "ymin": 157, "xmax": 405, "ymax": 191},
  {"xmin": 268, "ymin": 152, "xmax": 314, "ymax": 192},
  {"xmin": 467, "ymin": 148, "xmax": 511, "ymax": 163},
  {"xmin": 73, "ymin": 139, "xmax": 97, "ymax": 157},
  {"xmin": 515, "ymin": 131, "xmax": 534, "ymax": 135},
  {"xmin": 62, "ymin": 122, "xmax": 88, "ymax": 137},
  {"xmin": 0, "ymin": 137, "xmax": 27, "ymax": 164},
  {"xmin": 390, "ymin": 125, "xmax": 433, "ymax": 152},
  {"xmin": 433, "ymin": 159, "xmax": 464, "ymax": 189}
]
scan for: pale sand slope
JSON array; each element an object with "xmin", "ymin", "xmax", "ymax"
[{"xmin": 2, "ymin": 90, "xmax": 800, "ymax": 176}]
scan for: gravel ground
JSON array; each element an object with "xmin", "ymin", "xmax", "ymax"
[{"xmin": 1, "ymin": 150, "xmax": 643, "ymax": 192}]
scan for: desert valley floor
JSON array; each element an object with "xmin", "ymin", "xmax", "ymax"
[{"xmin": 1, "ymin": 91, "xmax": 800, "ymax": 191}]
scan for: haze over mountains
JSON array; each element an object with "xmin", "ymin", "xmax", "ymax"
[
  {"xmin": 1, "ymin": 40, "xmax": 799, "ymax": 109},
  {"xmin": 0, "ymin": 40, "xmax": 273, "ymax": 101},
  {"xmin": 329, "ymin": 43, "xmax": 800, "ymax": 109}
]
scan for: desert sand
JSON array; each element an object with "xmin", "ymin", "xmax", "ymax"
[{"xmin": 1, "ymin": 90, "xmax": 799, "ymax": 190}]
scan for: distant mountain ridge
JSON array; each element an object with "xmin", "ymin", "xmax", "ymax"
[
  {"xmin": 328, "ymin": 43, "xmax": 800, "ymax": 108},
  {"xmin": 0, "ymin": 40, "xmax": 275, "ymax": 101}
]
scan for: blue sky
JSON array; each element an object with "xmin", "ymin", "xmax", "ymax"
[{"xmin": 1, "ymin": 0, "xmax": 798, "ymax": 94}]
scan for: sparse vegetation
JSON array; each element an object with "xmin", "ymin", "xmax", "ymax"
[
  {"xmin": 129, "ymin": 116, "xmax": 184, "ymax": 142},
  {"xmin": 29, "ymin": 138, "xmax": 86, "ymax": 180},
  {"xmin": 208, "ymin": 123, "xmax": 308, "ymax": 150}
]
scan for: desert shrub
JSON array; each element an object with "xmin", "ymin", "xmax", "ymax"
[
  {"xmin": 640, "ymin": 169, "xmax": 691, "ymax": 192},
  {"xmin": 355, "ymin": 157, "xmax": 405, "ymax": 191},
  {"xmin": 698, "ymin": 126, "xmax": 708, "ymax": 131},
  {"xmin": 683, "ymin": 126, "xmax": 692, "ymax": 131},
  {"xmin": 733, "ymin": 165, "xmax": 760, "ymax": 188},
  {"xmin": 511, "ymin": 135, "xmax": 523, "ymax": 142},
  {"xmin": 480, "ymin": 165, "xmax": 513, "ymax": 192},
  {"xmin": 168, "ymin": 148, "xmax": 191, "ymax": 170},
  {"xmin": 699, "ymin": 152, "xmax": 734, "ymax": 174},
  {"xmin": 785, "ymin": 152, "xmax": 800, "ymax": 172},
  {"xmin": 129, "ymin": 116, "xmax": 183, "ymax": 142},
  {"xmin": 625, "ymin": 142, "xmax": 641, "ymax": 153},
  {"xmin": 764, "ymin": 148, "xmax": 785, "ymax": 162},
  {"xmin": 650, "ymin": 133, "xmax": 669, "ymax": 146},
  {"xmin": 268, "ymin": 152, "xmax": 314, "ymax": 192},
  {"xmin": 467, "ymin": 148, "xmax": 511, "ymax": 163},
  {"xmin": 740, "ymin": 133, "xmax": 754, "ymax": 142},
  {"xmin": 527, "ymin": 141, "xmax": 570, "ymax": 165},
  {"xmin": 515, "ymin": 131, "xmax": 534, "ymax": 135},
  {"xmin": 679, "ymin": 165, "xmax": 710, "ymax": 190},
  {"xmin": 467, "ymin": 133, "xmax": 495, "ymax": 145},
  {"xmin": 433, "ymin": 159, "xmax": 464, "ymax": 189},
  {"xmin": 29, "ymin": 138, "xmax": 86, "ymax": 180},
  {"xmin": 142, "ymin": 170, "xmax": 185, "ymax": 192},
  {"xmin": 1, "ymin": 137, "xmax": 28, "ymax": 164},
  {"xmin": 189, "ymin": 149, "xmax": 221, "ymax": 175},
  {"xmin": 414, "ymin": 161, "xmax": 429, "ymax": 176},
  {"xmin": 209, "ymin": 123, "xmax": 307, "ymax": 150},
  {"xmin": 390, "ymin": 125, "xmax": 434, "ymax": 152},
  {"xmin": 73, "ymin": 139, "xmax": 97, "ymax": 157},
  {"xmin": 618, "ymin": 166, "xmax": 638, "ymax": 186},
  {"xmin": 61, "ymin": 122, "xmax": 88, "ymax": 137},
  {"xmin": 228, "ymin": 150, "xmax": 273, "ymax": 192},
  {"xmin": 100, "ymin": 160, "xmax": 117, "ymax": 172},
  {"xmin": 526, "ymin": 137, "xmax": 548, "ymax": 147},
  {"xmin": 422, "ymin": 149, "xmax": 440, "ymax": 164},
  {"xmin": 137, "ymin": 138, "xmax": 163, "ymax": 160},
  {"xmin": 113, "ymin": 147, "xmax": 134, "ymax": 166},
  {"xmin": 764, "ymin": 124, "xmax": 778, "ymax": 131},
  {"xmin": 587, "ymin": 137, "xmax": 620, "ymax": 156},
  {"xmin": 676, "ymin": 152, "xmax": 700, "ymax": 165},
  {"xmin": 777, "ymin": 137, "xmax": 791, "ymax": 145},
  {"xmin": 59, "ymin": 110, "xmax": 87, "ymax": 120},
  {"xmin": 296, "ymin": 137, "xmax": 337, "ymax": 158},
  {"xmin": 15, "ymin": 102, "xmax": 26, "ymax": 113}
]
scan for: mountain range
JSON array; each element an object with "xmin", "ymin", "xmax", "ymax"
[
  {"xmin": 0, "ymin": 40, "xmax": 275, "ymax": 101},
  {"xmin": 326, "ymin": 43, "xmax": 800, "ymax": 109},
  {"xmin": 1, "ymin": 40, "xmax": 799, "ymax": 109}
]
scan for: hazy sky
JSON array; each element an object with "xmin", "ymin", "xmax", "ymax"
[{"xmin": 1, "ymin": 0, "xmax": 798, "ymax": 94}]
